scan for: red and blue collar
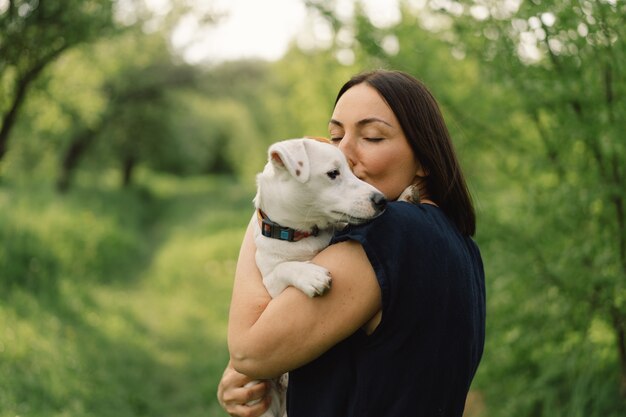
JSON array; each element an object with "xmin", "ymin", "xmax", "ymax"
[{"xmin": 257, "ymin": 209, "xmax": 319, "ymax": 242}]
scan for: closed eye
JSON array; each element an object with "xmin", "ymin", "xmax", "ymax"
[{"xmin": 327, "ymin": 169, "xmax": 340, "ymax": 180}]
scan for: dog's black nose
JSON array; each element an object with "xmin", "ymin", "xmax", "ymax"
[{"xmin": 370, "ymin": 193, "xmax": 387, "ymax": 211}]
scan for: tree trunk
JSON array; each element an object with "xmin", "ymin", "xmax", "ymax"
[
  {"xmin": 0, "ymin": 46, "xmax": 68, "ymax": 162},
  {"xmin": 611, "ymin": 307, "xmax": 626, "ymax": 397},
  {"xmin": 56, "ymin": 128, "xmax": 96, "ymax": 193},
  {"xmin": 0, "ymin": 76, "xmax": 32, "ymax": 160},
  {"xmin": 121, "ymin": 155, "xmax": 136, "ymax": 188}
]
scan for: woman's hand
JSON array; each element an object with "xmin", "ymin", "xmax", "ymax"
[{"xmin": 217, "ymin": 361, "xmax": 271, "ymax": 417}]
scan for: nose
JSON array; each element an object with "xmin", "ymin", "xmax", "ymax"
[
  {"xmin": 370, "ymin": 192, "xmax": 387, "ymax": 212},
  {"xmin": 338, "ymin": 136, "xmax": 356, "ymax": 169}
]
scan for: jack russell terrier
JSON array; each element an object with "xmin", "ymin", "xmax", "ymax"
[{"xmin": 247, "ymin": 137, "xmax": 387, "ymax": 417}]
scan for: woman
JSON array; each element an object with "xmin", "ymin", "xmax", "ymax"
[{"xmin": 218, "ymin": 70, "xmax": 485, "ymax": 417}]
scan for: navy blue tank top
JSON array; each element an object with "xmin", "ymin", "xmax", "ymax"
[{"xmin": 286, "ymin": 202, "xmax": 485, "ymax": 417}]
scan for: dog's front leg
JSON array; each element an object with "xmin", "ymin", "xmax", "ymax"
[{"xmin": 265, "ymin": 261, "xmax": 331, "ymax": 298}]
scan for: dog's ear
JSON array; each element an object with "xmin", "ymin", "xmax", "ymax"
[{"xmin": 268, "ymin": 139, "xmax": 310, "ymax": 183}]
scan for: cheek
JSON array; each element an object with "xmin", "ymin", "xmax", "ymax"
[
  {"xmin": 365, "ymin": 165, "xmax": 402, "ymax": 197},
  {"xmin": 365, "ymin": 158, "xmax": 389, "ymax": 178},
  {"xmin": 372, "ymin": 158, "xmax": 418, "ymax": 199}
]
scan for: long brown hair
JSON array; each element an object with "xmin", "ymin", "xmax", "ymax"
[{"xmin": 335, "ymin": 70, "xmax": 476, "ymax": 236}]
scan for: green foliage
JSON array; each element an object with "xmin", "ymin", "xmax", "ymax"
[
  {"xmin": 156, "ymin": 91, "xmax": 266, "ymax": 179},
  {"xmin": 425, "ymin": 0, "xmax": 626, "ymax": 414},
  {"xmin": 0, "ymin": 173, "xmax": 253, "ymax": 417},
  {"xmin": 0, "ymin": 0, "xmax": 118, "ymax": 158},
  {"xmin": 264, "ymin": 47, "xmax": 359, "ymax": 140},
  {"xmin": 0, "ymin": 180, "xmax": 151, "ymax": 293}
]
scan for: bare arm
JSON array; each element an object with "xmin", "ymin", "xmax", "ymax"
[{"xmin": 227, "ymin": 221, "xmax": 381, "ymax": 379}]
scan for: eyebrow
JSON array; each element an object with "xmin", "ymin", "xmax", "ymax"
[{"xmin": 329, "ymin": 117, "xmax": 393, "ymax": 128}]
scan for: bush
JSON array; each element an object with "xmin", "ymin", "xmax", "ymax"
[{"xmin": 0, "ymin": 182, "xmax": 152, "ymax": 293}]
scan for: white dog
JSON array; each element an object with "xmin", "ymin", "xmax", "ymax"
[{"xmin": 247, "ymin": 137, "xmax": 387, "ymax": 417}]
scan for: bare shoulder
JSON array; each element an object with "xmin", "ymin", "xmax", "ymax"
[
  {"xmin": 312, "ymin": 240, "xmax": 381, "ymax": 311},
  {"xmin": 315, "ymin": 240, "xmax": 376, "ymax": 281}
]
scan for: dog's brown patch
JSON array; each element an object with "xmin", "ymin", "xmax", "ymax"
[{"xmin": 304, "ymin": 136, "xmax": 331, "ymax": 144}]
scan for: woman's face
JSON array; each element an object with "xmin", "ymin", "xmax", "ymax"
[{"xmin": 329, "ymin": 83, "xmax": 423, "ymax": 201}]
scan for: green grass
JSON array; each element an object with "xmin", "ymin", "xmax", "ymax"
[{"xmin": 0, "ymin": 172, "xmax": 255, "ymax": 416}]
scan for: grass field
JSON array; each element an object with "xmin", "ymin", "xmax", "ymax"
[{"xmin": 0, "ymin": 173, "xmax": 255, "ymax": 417}]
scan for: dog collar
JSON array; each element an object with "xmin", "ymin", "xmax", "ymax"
[{"xmin": 257, "ymin": 209, "xmax": 319, "ymax": 242}]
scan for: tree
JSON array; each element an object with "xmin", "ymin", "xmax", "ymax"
[
  {"xmin": 0, "ymin": 0, "xmax": 117, "ymax": 163},
  {"xmin": 424, "ymin": 0, "xmax": 626, "ymax": 414},
  {"xmin": 57, "ymin": 38, "xmax": 197, "ymax": 190}
]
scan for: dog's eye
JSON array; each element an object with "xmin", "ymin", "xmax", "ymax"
[{"xmin": 326, "ymin": 169, "xmax": 340, "ymax": 180}]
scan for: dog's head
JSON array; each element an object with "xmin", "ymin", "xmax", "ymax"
[{"xmin": 254, "ymin": 138, "xmax": 387, "ymax": 230}]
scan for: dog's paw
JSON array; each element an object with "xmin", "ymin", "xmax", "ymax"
[
  {"xmin": 295, "ymin": 263, "xmax": 332, "ymax": 297},
  {"xmin": 270, "ymin": 261, "xmax": 332, "ymax": 298}
]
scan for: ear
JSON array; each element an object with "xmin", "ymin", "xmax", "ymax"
[
  {"xmin": 268, "ymin": 139, "xmax": 310, "ymax": 183},
  {"xmin": 416, "ymin": 161, "xmax": 429, "ymax": 178}
]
